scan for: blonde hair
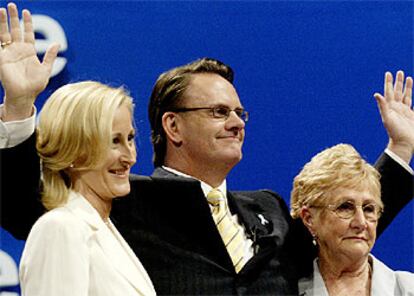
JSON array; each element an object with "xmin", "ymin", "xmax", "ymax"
[
  {"xmin": 290, "ymin": 144, "xmax": 382, "ymax": 219},
  {"xmin": 36, "ymin": 81, "xmax": 134, "ymax": 210}
]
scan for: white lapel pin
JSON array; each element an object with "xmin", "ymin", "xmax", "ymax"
[{"xmin": 257, "ymin": 214, "xmax": 268, "ymax": 225}]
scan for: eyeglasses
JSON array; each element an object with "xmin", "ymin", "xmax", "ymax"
[
  {"xmin": 170, "ymin": 105, "xmax": 249, "ymax": 122},
  {"xmin": 312, "ymin": 201, "xmax": 383, "ymax": 222}
]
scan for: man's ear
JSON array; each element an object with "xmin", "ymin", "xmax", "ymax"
[
  {"xmin": 300, "ymin": 206, "xmax": 316, "ymax": 236},
  {"xmin": 162, "ymin": 112, "xmax": 182, "ymax": 145}
]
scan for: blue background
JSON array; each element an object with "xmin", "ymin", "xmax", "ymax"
[{"xmin": 1, "ymin": 1, "xmax": 413, "ymax": 294}]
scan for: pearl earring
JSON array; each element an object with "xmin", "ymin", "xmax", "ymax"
[{"xmin": 312, "ymin": 234, "xmax": 318, "ymax": 246}]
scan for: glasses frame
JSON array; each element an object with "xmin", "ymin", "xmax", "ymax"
[
  {"xmin": 170, "ymin": 105, "xmax": 249, "ymax": 122},
  {"xmin": 311, "ymin": 201, "xmax": 383, "ymax": 222}
]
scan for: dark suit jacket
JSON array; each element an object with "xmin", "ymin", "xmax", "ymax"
[
  {"xmin": 111, "ymin": 168, "xmax": 301, "ymax": 295},
  {"xmin": 1, "ymin": 134, "xmax": 413, "ymax": 295}
]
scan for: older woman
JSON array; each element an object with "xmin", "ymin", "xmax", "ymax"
[
  {"xmin": 291, "ymin": 144, "xmax": 414, "ymax": 296},
  {"xmin": 0, "ymin": 4, "xmax": 156, "ymax": 296}
]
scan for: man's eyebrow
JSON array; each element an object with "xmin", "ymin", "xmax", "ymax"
[{"xmin": 212, "ymin": 104, "xmax": 244, "ymax": 109}]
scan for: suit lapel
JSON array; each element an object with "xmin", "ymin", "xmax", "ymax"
[
  {"xmin": 150, "ymin": 168, "xmax": 235, "ymax": 270},
  {"xmin": 66, "ymin": 191, "xmax": 154, "ymax": 295},
  {"xmin": 228, "ymin": 191, "xmax": 276, "ymax": 241},
  {"xmin": 228, "ymin": 191, "xmax": 278, "ymax": 272}
]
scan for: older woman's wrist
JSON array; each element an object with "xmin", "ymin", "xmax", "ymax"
[
  {"xmin": 384, "ymin": 148, "xmax": 414, "ymax": 175},
  {"xmin": 386, "ymin": 140, "xmax": 413, "ymax": 168}
]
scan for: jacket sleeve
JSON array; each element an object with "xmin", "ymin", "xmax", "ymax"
[
  {"xmin": 19, "ymin": 211, "xmax": 90, "ymax": 296},
  {"xmin": 0, "ymin": 132, "xmax": 45, "ymax": 240},
  {"xmin": 375, "ymin": 153, "xmax": 413, "ymax": 235}
]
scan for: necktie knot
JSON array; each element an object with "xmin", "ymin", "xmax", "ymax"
[{"xmin": 207, "ymin": 189, "xmax": 224, "ymax": 207}]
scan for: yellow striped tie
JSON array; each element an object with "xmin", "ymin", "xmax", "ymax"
[{"xmin": 207, "ymin": 189, "xmax": 245, "ymax": 273}]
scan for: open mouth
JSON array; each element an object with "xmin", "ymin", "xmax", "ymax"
[{"xmin": 109, "ymin": 169, "xmax": 129, "ymax": 177}]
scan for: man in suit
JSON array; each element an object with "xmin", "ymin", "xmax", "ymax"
[{"xmin": 1, "ymin": 3, "xmax": 413, "ymax": 295}]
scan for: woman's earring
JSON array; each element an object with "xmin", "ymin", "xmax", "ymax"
[
  {"xmin": 312, "ymin": 234, "xmax": 318, "ymax": 246},
  {"xmin": 69, "ymin": 163, "xmax": 74, "ymax": 168}
]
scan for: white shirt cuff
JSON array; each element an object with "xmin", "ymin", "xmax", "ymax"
[
  {"xmin": 0, "ymin": 104, "xmax": 37, "ymax": 148},
  {"xmin": 385, "ymin": 148, "xmax": 414, "ymax": 175}
]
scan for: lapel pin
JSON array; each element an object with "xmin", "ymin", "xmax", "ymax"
[{"xmin": 257, "ymin": 214, "xmax": 268, "ymax": 225}]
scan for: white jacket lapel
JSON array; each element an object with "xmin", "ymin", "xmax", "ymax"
[
  {"xmin": 66, "ymin": 191, "xmax": 155, "ymax": 295},
  {"xmin": 94, "ymin": 222, "xmax": 155, "ymax": 295},
  {"xmin": 370, "ymin": 255, "xmax": 397, "ymax": 296}
]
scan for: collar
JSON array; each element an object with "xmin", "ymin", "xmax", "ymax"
[
  {"xmin": 299, "ymin": 255, "xmax": 399, "ymax": 296},
  {"xmin": 65, "ymin": 190, "xmax": 156, "ymax": 295},
  {"xmin": 162, "ymin": 165, "xmax": 227, "ymax": 198},
  {"xmin": 370, "ymin": 254, "xmax": 399, "ymax": 296},
  {"xmin": 66, "ymin": 190, "xmax": 106, "ymax": 230}
]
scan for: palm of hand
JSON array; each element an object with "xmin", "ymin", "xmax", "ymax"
[
  {"xmin": 384, "ymin": 99, "xmax": 414, "ymax": 149},
  {"xmin": 0, "ymin": 42, "xmax": 50, "ymax": 100}
]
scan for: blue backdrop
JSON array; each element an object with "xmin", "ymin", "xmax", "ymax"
[{"xmin": 1, "ymin": 1, "xmax": 413, "ymax": 294}]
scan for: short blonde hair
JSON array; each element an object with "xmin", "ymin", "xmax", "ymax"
[
  {"xmin": 36, "ymin": 81, "xmax": 134, "ymax": 210},
  {"xmin": 290, "ymin": 144, "xmax": 382, "ymax": 219}
]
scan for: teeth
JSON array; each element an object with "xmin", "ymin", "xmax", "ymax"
[{"xmin": 110, "ymin": 169, "xmax": 127, "ymax": 175}]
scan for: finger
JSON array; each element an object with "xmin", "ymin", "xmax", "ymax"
[
  {"xmin": 0, "ymin": 7, "xmax": 11, "ymax": 44},
  {"xmin": 22, "ymin": 9, "xmax": 34, "ymax": 44},
  {"xmin": 42, "ymin": 42, "xmax": 60, "ymax": 71},
  {"xmin": 7, "ymin": 2, "xmax": 22, "ymax": 42},
  {"xmin": 374, "ymin": 92, "xmax": 385, "ymax": 103},
  {"xmin": 403, "ymin": 76, "xmax": 413, "ymax": 107},
  {"xmin": 394, "ymin": 70, "xmax": 404, "ymax": 102},
  {"xmin": 373, "ymin": 92, "xmax": 388, "ymax": 120},
  {"xmin": 384, "ymin": 72, "xmax": 393, "ymax": 102}
]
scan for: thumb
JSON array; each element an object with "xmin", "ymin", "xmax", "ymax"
[
  {"xmin": 373, "ymin": 93, "xmax": 388, "ymax": 121},
  {"xmin": 42, "ymin": 42, "xmax": 60, "ymax": 71}
]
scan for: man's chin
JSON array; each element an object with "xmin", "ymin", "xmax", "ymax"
[{"xmin": 221, "ymin": 152, "xmax": 243, "ymax": 167}]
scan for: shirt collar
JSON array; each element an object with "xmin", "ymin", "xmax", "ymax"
[{"xmin": 162, "ymin": 166, "xmax": 227, "ymax": 198}]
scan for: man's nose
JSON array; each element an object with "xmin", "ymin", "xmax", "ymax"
[{"xmin": 226, "ymin": 110, "xmax": 246, "ymax": 130}]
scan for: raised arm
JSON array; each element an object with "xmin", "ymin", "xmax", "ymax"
[
  {"xmin": 374, "ymin": 71, "xmax": 413, "ymax": 164},
  {"xmin": 0, "ymin": 3, "xmax": 56, "ymax": 239},
  {"xmin": 0, "ymin": 2, "xmax": 58, "ymax": 121},
  {"xmin": 373, "ymin": 71, "xmax": 414, "ymax": 234}
]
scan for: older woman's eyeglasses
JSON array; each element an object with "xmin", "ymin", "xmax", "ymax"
[
  {"xmin": 312, "ymin": 201, "xmax": 383, "ymax": 222},
  {"xmin": 171, "ymin": 105, "xmax": 249, "ymax": 122}
]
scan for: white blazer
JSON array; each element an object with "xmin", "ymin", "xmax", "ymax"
[
  {"xmin": 298, "ymin": 255, "xmax": 414, "ymax": 296},
  {"xmin": 20, "ymin": 191, "xmax": 156, "ymax": 296}
]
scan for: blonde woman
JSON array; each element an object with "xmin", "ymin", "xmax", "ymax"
[
  {"xmin": 19, "ymin": 81, "xmax": 156, "ymax": 296},
  {"xmin": 291, "ymin": 144, "xmax": 414, "ymax": 296},
  {"xmin": 0, "ymin": 3, "xmax": 156, "ymax": 295}
]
